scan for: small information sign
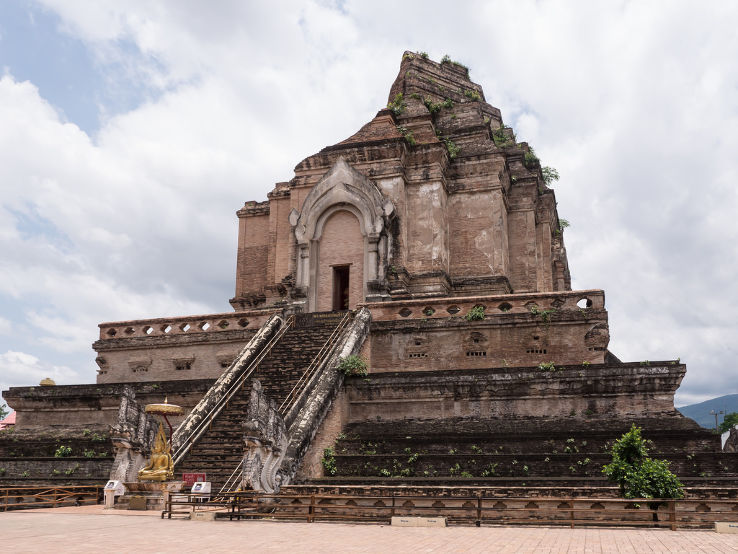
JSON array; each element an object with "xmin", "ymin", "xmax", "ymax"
[{"xmin": 182, "ymin": 473, "xmax": 207, "ymax": 487}]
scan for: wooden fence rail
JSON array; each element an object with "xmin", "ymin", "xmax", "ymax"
[
  {"xmin": 164, "ymin": 491, "xmax": 738, "ymax": 529},
  {"xmin": 0, "ymin": 485, "xmax": 102, "ymax": 512}
]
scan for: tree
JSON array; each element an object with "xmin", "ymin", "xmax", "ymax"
[
  {"xmin": 719, "ymin": 412, "xmax": 738, "ymax": 434},
  {"xmin": 602, "ymin": 424, "xmax": 684, "ymax": 500},
  {"xmin": 0, "ymin": 403, "xmax": 8, "ymax": 420}
]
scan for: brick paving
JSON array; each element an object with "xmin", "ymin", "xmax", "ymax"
[{"xmin": 2, "ymin": 506, "xmax": 738, "ymax": 553}]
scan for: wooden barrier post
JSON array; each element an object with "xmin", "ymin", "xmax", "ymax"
[
  {"xmin": 308, "ymin": 494, "xmax": 315, "ymax": 523},
  {"xmin": 669, "ymin": 500, "xmax": 677, "ymax": 531},
  {"xmin": 476, "ymin": 493, "xmax": 482, "ymax": 527}
]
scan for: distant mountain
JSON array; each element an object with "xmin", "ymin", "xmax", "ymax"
[{"xmin": 677, "ymin": 394, "xmax": 738, "ymax": 429}]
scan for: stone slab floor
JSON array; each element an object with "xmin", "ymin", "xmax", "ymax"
[{"xmin": 2, "ymin": 506, "xmax": 738, "ymax": 553}]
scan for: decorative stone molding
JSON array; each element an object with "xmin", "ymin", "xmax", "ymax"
[
  {"xmin": 108, "ymin": 386, "xmax": 158, "ymax": 482},
  {"xmin": 290, "ymin": 158, "xmax": 395, "ymax": 310},
  {"xmin": 241, "ymin": 380, "xmax": 287, "ymax": 493}
]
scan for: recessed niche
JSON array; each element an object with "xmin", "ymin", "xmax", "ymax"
[
  {"xmin": 399, "ymin": 308, "xmax": 412, "ymax": 317},
  {"xmin": 447, "ymin": 305, "xmax": 461, "ymax": 315},
  {"xmin": 577, "ymin": 298, "xmax": 593, "ymax": 309},
  {"xmin": 498, "ymin": 302, "xmax": 512, "ymax": 312}
]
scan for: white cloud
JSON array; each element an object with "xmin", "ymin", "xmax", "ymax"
[
  {"xmin": 0, "ymin": 1, "xmax": 735, "ymax": 408},
  {"xmin": 0, "ymin": 350, "xmax": 78, "ymax": 394}
]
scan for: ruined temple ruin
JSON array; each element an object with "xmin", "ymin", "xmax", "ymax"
[{"xmin": 2, "ymin": 52, "xmax": 735, "ymax": 501}]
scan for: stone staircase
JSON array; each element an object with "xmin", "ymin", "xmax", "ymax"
[{"xmin": 176, "ymin": 312, "xmax": 348, "ymax": 492}]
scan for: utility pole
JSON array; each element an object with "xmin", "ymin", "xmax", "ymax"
[{"xmin": 710, "ymin": 409, "xmax": 724, "ymax": 432}]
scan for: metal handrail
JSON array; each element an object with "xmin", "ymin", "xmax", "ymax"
[
  {"xmin": 172, "ymin": 315, "xmax": 295, "ymax": 467},
  {"xmin": 278, "ymin": 311, "xmax": 352, "ymax": 415},
  {"xmin": 213, "ymin": 458, "xmax": 244, "ymax": 500}
]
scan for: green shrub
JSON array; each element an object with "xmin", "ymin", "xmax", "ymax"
[
  {"xmin": 464, "ymin": 305, "xmax": 485, "ymax": 321},
  {"xmin": 541, "ymin": 166, "xmax": 559, "ymax": 186},
  {"xmin": 338, "ymin": 355, "xmax": 368, "ymax": 377},
  {"xmin": 538, "ymin": 362, "xmax": 557, "ymax": 372},
  {"xmin": 602, "ymin": 424, "xmax": 684, "ymax": 499}
]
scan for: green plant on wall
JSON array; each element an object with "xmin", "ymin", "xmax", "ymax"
[
  {"xmin": 529, "ymin": 305, "xmax": 556, "ymax": 324},
  {"xmin": 338, "ymin": 355, "xmax": 368, "ymax": 377},
  {"xmin": 321, "ymin": 447, "xmax": 337, "ymax": 476},
  {"xmin": 440, "ymin": 55, "xmax": 469, "ymax": 75},
  {"xmin": 465, "ymin": 305, "xmax": 485, "ymax": 321},
  {"xmin": 396, "ymin": 125, "xmax": 417, "ymax": 146},
  {"xmin": 492, "ymin": 125, "xmax": 515, "ymax": 148},
  {"xmin": 524, "ymin": 149, "xmax": 540, "ymax": 169},
  {"xmin": 444, "ymin": 138, "xmax": 460, "ymax": 159},
  {"xmin": 423, "ymin": 97, "xmax": 454, "ymax": 116},
  {"xmin": 387, "ymin": 93, "xmax": 406, "ymax": 116},
  {"xmin": 54, "ymin": 445, "xmax": 72, "ymax": 458},
  {"xmin": 463, "ymin": 89, "xmax": 481, "ymax": 101}
]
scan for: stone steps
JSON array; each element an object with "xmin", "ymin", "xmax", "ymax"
[{"xmin": 176, "ymin": 315, "xmax": 347, "ymax": 491}]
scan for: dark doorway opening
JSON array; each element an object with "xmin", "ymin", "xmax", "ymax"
[{"xmin": 332, "ymin": 265, "xmax": 350, "ymax": 311}]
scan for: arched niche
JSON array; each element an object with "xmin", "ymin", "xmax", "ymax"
[{"xmin": 289, "ymin": 158, "xmax": 394, "ymax": 311}]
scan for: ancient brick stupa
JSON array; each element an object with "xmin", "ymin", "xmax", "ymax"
[{"xmin": 2, "ymin": 52, "xmax": 734, "ymax": 495}]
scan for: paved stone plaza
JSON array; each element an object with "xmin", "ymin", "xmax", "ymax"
[{"xmin": 2, "ymin": 506, "xmax": 738, "ymax": 553}]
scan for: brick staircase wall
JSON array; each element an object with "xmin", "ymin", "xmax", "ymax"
[{"xmin": 311, "ymin": 416, "xmax": 737, "ymax": 488}]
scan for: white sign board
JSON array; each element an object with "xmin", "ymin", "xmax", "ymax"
[{"xmin": 104, "ymin": 480, "xmax": 125, "ymax": 496}]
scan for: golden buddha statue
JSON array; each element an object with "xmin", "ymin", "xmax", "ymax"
[{"xmin": 138, "ymin": 422, "xmax": 174, "ymax": 481}]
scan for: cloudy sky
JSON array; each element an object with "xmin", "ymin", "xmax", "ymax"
[{"xmin": 0, "ymin": 1, "xmax": 736, "ymax": 410}]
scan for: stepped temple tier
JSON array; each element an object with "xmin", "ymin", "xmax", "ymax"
[{"xmin": 2, "ymin": 52, "xmax": 735, "ymax": 507}]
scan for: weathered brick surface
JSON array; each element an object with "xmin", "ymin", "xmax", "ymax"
[{"xmin": 231, "ymin": 52, "xmax": 571, "ymax": 309}]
